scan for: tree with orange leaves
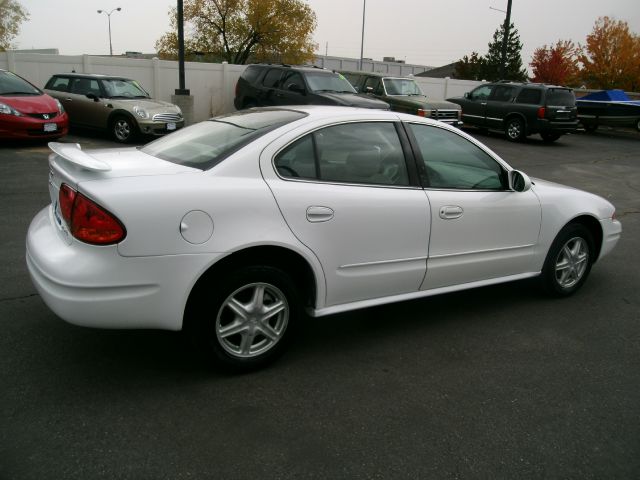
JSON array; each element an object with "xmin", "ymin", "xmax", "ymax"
[
  {"xmin": 156, "ymin": 0, "xmax": 317, "ymax": 65},
  {"xmin": 530, "ymin": 40, "xmax": 580, "ymax": 86},
  {"xmin": 579, "ymin": 16, "xmax": 640, "ymax": 91}
]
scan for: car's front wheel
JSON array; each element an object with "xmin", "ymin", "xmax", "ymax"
[
  {"xmin": 187, "ymin": 265, "xmax": 299, "ymax": 371},
  {"xmin": 541, "ymin": 223, "xmax": 595, "ymax": 297},
  {"xmin": 111, "ymin": 115, "xmax": 136, "ymax": 143},
  {"xmin": 505, "ymin": 117, "xmax": 525, "ymax": 142}
]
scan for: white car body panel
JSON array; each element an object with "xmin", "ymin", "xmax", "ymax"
[
  {"xmin": 422, "ymin": 189, "xmax": 541, "ymax": 289},
  {"xmin": 26, "ymin": 106, "xmax": 621, "ymax": 331}
]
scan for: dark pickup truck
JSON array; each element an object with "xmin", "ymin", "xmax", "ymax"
[{"xmin": 339, "ymin": 71, "xmax": 462, "ymax": 127}]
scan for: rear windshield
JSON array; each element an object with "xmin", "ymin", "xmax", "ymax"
[
  {"xmin": 546, "ymin": 89, "xmax": 575, "ymax": 106},
  {"xmin": 140, "ymin": 109, "xmax": 307, "ymax": 170}
]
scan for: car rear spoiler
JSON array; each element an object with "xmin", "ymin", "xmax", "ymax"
[{"xmin": 48, "ymin": 142, "xmax": 112, "ymax": 172}]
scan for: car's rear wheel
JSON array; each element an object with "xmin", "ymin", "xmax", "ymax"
[
  {"xmin": 636, "ymin": 118, "xmax": 640, "ymax": 132},
  {"xmin": 505, "ymin": 117, "xmax": 525, "ymax": 142},
  {"xmin": 541, "ymin": 223, "xmax": 595, "ymax": 297},
  {"xmin": 111, "ymin": 115, "xmax": 136, "ymax": 143},
  {"xmin": 583, "ymin": 123, "xmax": 598, "ymax": 133},
  {"xmin": 541, "ymin": 132, "xmax": 561, "ymax": 142},
  {"xmin": 187, "ymin": 265, "xmax": 299, "ymax": 371}
]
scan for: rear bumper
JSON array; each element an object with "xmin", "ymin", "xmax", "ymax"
[
  {"xmin": 26, "ymin": 206, "xmax": 218, "ymax": 331},
  {"xmin": 534, "ymin": 119, "xmax": 579, "ymax": 134}
]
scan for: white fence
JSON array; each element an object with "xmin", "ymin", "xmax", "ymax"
[
  {"xmin": 1, "ymin": 51, "xmax": 482, "ymax": 122},
  {"xmin": 413, "ymin": 76, "xmax": 481, "ymax": 100},
  {"xmin": 1, "ymin": 51, "xmax": 246, "ymax": 122}
]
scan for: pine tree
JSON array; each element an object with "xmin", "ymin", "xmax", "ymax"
[
  {"xmin": 454, "ymin": 52, "xmax": 486, "ymax": 80},
  {"xmin": 483, "ymin": 22, "xmax": 528, "ymax": 81}
]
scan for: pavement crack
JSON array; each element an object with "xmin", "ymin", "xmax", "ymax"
[
  {"xmin": 617, "ymin": 210, "xmax": 640, "ymax": 218},
  {"xmin": 0, "ymin": 293, "xmax": 40, "ymax": 303}
]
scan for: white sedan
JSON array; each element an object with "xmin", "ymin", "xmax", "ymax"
[{"xmin": 26, "ymin": 106, "xmax": 621, "ymax": 370}]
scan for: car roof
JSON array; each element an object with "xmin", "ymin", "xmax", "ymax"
[
  {"xmin": 248, "ymin": 64, "xmax": 336, "ymax": 74},
  {"xmin": 240, "ymin": 105, "xmax": 443, "ymax": 126},
  {"xmin": 49, "ymin": 73, "xmax": 133, "ymax": 81},
  {"xmin": 490, "ymin": 81, "xmax": 571, "ymax": 90},
  {"xmin": 339, "ymin": 70, "xmax": 410, "ymax": 80}
]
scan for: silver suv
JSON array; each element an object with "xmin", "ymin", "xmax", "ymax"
[{"xmin": 44, "ymin": 73, "xmax": 184, "ymax": 142}]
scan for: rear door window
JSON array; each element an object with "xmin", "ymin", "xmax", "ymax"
[
  {"xmin": 262, "ymin": 69, "xmax": 283, "ymax": 88},
  {"xmin": 490, "ymin": 86, "xmax": 517, "ymax": 102},
  {"xmin": 275, "ymin": 122, "xmax": 410, "ymax": 186}
]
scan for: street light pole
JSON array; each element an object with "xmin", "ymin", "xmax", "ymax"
[
  {"xmin": 359, "ymin": 0, "xmax": 366, "ymax": 70},
  {"xmin": 97, "ymin": 7, "xmax": 122, "ymax": 56}
]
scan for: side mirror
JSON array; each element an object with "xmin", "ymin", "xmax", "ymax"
[
  {"xmin": 365, "ymin": 86, "xmax": 374, "ymax": 94},
  {"xmin": 86, "ymin": 93, "xmax": 99, "ymax": 102},
  {"xmin": 464, "ymin": 92, "xmax": 470, "ymax": 99},
  {"xmin": 286, "ymin": 84, "xmax": 305, "ymax": 95},
  {"xmin": 509, "ymin": 170, "xmax": 532, "ymax": 192}
]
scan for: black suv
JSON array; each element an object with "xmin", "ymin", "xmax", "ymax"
[
  {"xmin": 233, "ymin": 64, "xmax": 389, "ymax": 110},
  {"xmin": 447, "ymin": 82, "xmax": 578, "ymax": 142}
]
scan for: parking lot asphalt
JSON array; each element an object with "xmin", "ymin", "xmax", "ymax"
[{"xmin": 1, "ymin": 127, "xmax": 639, "ymax": 479}]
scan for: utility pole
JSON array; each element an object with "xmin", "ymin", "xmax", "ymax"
[
  {"xmin": 176, "ymin": 0, "xmax": 188, "ymax": 95},
  {"xmin": 359, "ymin": 0, "xmax": 366, "ymax": 70},
  {"xmin": 171, "ymin": 0, "xmax": 194, "ymax": 126},
  {"xmin": 499, "ymin": 0, "xmax": 513, "ymax": 80}
]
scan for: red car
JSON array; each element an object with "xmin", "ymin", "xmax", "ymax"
[{"xmin": 0, "ymin": 69, "xmax": 68, "ymax": 140}]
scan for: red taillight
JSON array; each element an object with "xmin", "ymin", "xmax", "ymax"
[
  {"xmin": 58, "ymin": 183, "xmax": 76, "ymax": 224},
  {"xmin": 537, "ymin": 107, "xmax": 546, "ymax": 119},
  {"xmin": 58, "ymin": 183, "xmax": 125, "ymax": 245},
  {"xmin": 417, "ymin": 109, "xmax": 426, "ymax": 117}
]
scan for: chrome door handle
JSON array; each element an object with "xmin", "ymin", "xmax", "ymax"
[
  {"xmin": 439, "ymin": 205, "xmax": 463, "ymax": 219},
  {"xmin": 306, "ymin": 206, "xmax": 334, "ymax": 223}
]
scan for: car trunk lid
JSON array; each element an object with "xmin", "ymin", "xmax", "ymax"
[
  {"xmin": 47, "ymin": 142, "xmax": 198, "ymax": 238},
  {"xmin": 544, "ymin": 88, "xmax": 577, "ymax": 121}
]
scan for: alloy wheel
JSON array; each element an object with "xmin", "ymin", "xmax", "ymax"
[
  {"xmin": 554, "ymin": 236, "xmax": 589, "ymax": 289},
  {"xmin": 215, "ymin": 282, "xmax": 289, "ymax": 358}
]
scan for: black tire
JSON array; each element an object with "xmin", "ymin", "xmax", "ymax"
[
  {"xmin": 505, "ymin": 117, "xmax": 525, "ymax": 142},
  {"xmin": 186, "ymin": 265, "xmax": 300, "ymax": 371},
  {"xmin": 243, "ymin": 100, "xmax": 257, "ymax": 109},
  {"xmin": 541, "ymin": 132, "xmax": 561, "ymax": 143},
  {"xmin": 584, "ymin": 123, "xmax": 598, "ymax": 133},
  {"xmin": 111, "ymin": 115, "xmax": 137, "ymax": 143},
  {"xmin": 636, "ymin": 118, "xmax": 640, "ymax": 132},
  {"xmin": 541, "ymin": 223, "xmax": 595, "ymax": 297}
]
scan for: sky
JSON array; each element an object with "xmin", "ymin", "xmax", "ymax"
[{"xmin": 13, "ymin": 0, "xmax": 640, "ymax": 68}]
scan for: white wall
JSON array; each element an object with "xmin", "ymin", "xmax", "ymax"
[
  {"xmin": 1, "ymin": 51, "xmax": 246, "ymax": 122},
  {"xmin": 413, "ymin": 76, "xmax": 481, "ymax": 100},
  {"xmin": 1, "ymin": 52, "xmax": 482, "ymax": 120}
]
